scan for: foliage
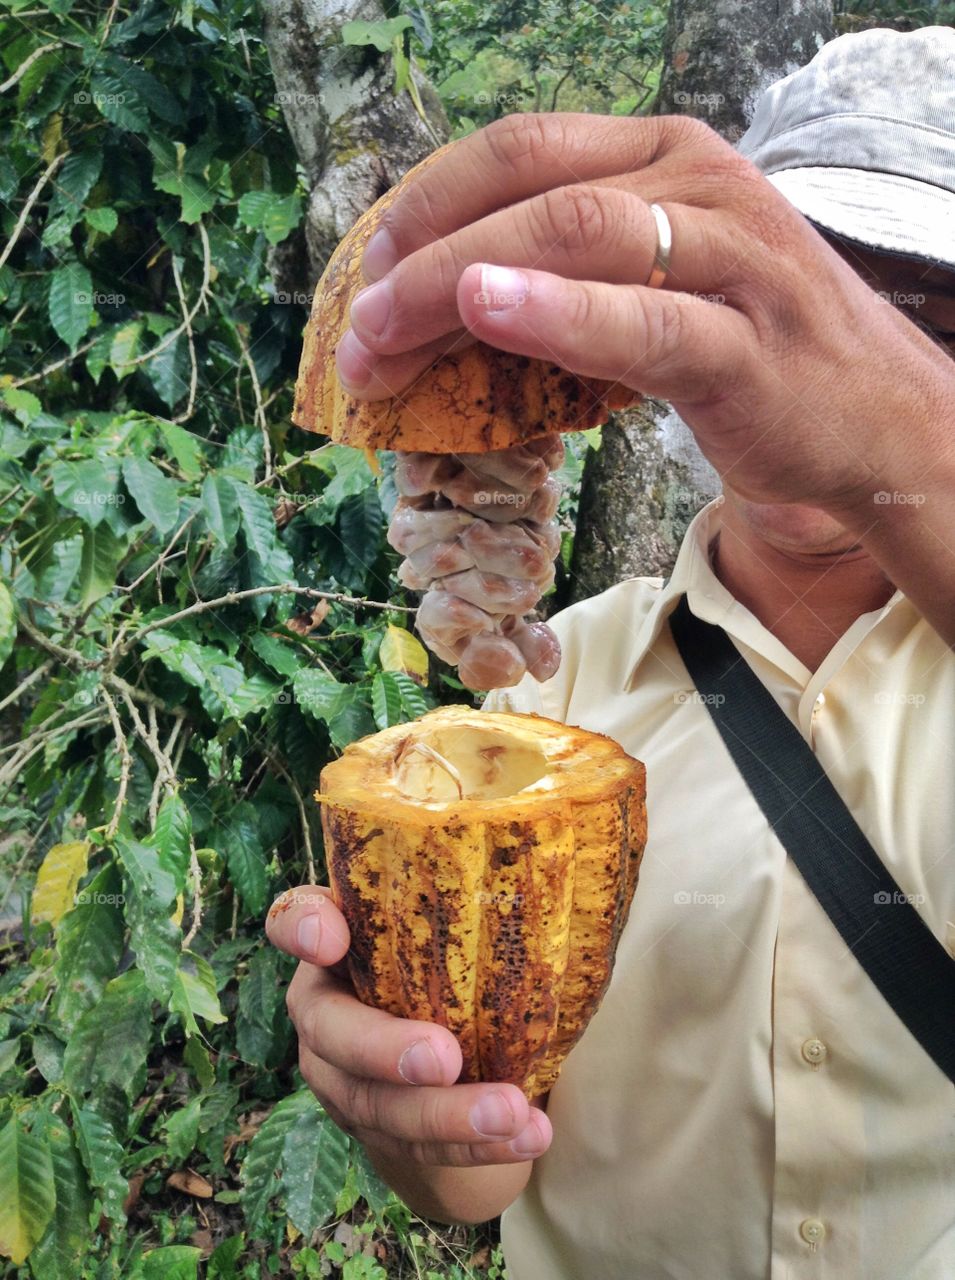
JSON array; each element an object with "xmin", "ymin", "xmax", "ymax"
[{"xmin": 0, "ymin": 0, "xmax": 496, "ymax": 1275}]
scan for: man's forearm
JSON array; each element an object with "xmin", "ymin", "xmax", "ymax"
[{"xmin": 364, "ymin": 1140, "xmax": 533, "ymax": 1225}]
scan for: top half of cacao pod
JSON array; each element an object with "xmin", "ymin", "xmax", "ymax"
[
  {"xmin": 292, "ymin": 141, "xmax": 640, "ymax": 455},
  {"xmin": 316, "ymin": 705, "xmax": 646, "ymax": 1097}
]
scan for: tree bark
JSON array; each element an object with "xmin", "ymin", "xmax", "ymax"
[
  {"xmin": 567, "ymin": 0, "xmax": 834, "ymax": 604},
  {"xmin": 262, "ymin": 0, "xmax": 449, "ymax": 291}
]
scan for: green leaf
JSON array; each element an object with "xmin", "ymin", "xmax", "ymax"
[
  {"xmin": 341, "ymin": 15, "xmax": 413, "ymax": 51},
  {"xmin": 52, "ymin": 865, "xmax": 125, "ymax": 1034},
  {"xmin": 292, "ymin": 669, "xmax": 346, "ymax": 722},
  {"xmin": 163, "ymin": 1096, "xmax": 201, "ymax": 1165},
  {"xmin": 36, "ymin": 534, "xmax": 83, "ymax": 603},
  {"xmin": 47, "ymin": 151, "xmax": 102, "ymax": 228},
  {"xmin": 142, "ymin": 630, "xmax": 281, "ymax": 721},
  {"xmin": 237, "ymin": 190, "xmax": 303, "ymax": 246},
  {"xmin": 144, "ymin": 333, "xmax": 189, "ymax": 408},
  {"xmin": 122, "ymin": 456, "xmax": 181, "ymax": 534},
  {"xmin": 108, "ymin": 320, "xmax": 144, "ymax": 375},
  {"xmin": 308, "ymin": 445, "xmax": 375, "ymax": 509},
  {"xmin": 392, "ymin": 671, "xmax": 431, "ymax": 720},
  {"xmin": 50, "ymin": 458, "xmax": 120, "ymax": 527},
  {"xmin": 31, "ymin": 1031, "xmax": 64, "ymax": 1085},
  {"xmin": 240, "ymin": 1089, "xmax": 316, "ymax": 1234},
  {"xmin": 48, "ymin": 261, "xmax": 93, "ymax": 350},
  {"xmin": 281, "ymin": 1106, "xmax": 349, "ymax": 1237},
  {"xmin": 78, "ymin": 523, "xmax": 124, "ymax": 607},
  {"xmin": 84, "ymin": 206, "xmax": 118, "ymax": 234},
  {"xmin": 152, "ymin": 792, "xmax": 192, "ymax": 893},
  {"xmin": 183, "ymin": 1035, "xmax": 214, "ymax": 1089},
  {"xmin": 250, "ymin": 632, "xmax": 300, "ymax": 678},
  {"xmin": 200, "ymin": 474, "xmax": 240, "ymax": 545},
  {"xmin": 116, "ymin": 837, "xmax": 181, "ymax": 1001},
  {"xmin": 0, "ymin": 1114, "xmax": 55, "ymax": 1265},
  {"xmin": 216, "ymin": 803, "xmax": 269, "ymax": 915},
  {"xmin": 70, "ymin": 1102, "xmax": 127, "ymax": 1223},
  {"xmin": 142, "ymin": 1245, "xmax": 201, "ymax": 1280},
  {"xmin": 371, "ymin": 671, "xmax": 402, "ymax": 730},
  {"xmin": 63, "ymin": 969, "xmax": 152, "ymax": 1101},
  {"xmin": 207, "ymin": 1234, "xmax": 244, "ymax": 1280},
  {"xmin": 150, "ymin": 139, "xmax": 217, "ymax": 223},
  {"xmin": 156, "ymin": 420, "xmax": 203, "ymax": 480},
  {"xmin": 27, "ymin": 1111, "xmax": 91, "ymax": 1280},
  {"xmin": 115, "ymin": 837, "xmax": 177, "ymax": 909},
  {"xmin": 170, "ymin": 952, "xmax": 226, "ymax": 1036},
  {"xmin": 1, "ymin": 387, "xmax": 40, "ymax": 425},
  {"xmin": 0, "ymin": 580, "xmax": 15, "ymax": 669},
  {"xmin": 90, "ymin": 72, "xmax": 149, "ymax": 133},
  {"xmin": 235, "ymin": 946, "xmax": 286, "ymax": 1067}
]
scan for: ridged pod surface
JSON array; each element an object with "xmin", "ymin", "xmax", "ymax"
[
  {"xmin": 292, "ymin": 141, "xmax": 640, "ymax": 455},
  {"xmin": 318, "ymin": 705, "xmax": 646, "ymax": 1097}
]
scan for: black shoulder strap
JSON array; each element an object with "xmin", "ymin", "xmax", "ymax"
[{"xmin": 668, "ymin": 593, "xmax": 955, "ymax": 1085}]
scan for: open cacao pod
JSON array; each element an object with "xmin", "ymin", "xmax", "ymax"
[
  {"xmin": 292, "ymin": 141, "xmax": 640, "ymax": 455},
  {"xmin": 318, "ymin": 705, "xmax": 646, "ymax": 1097}
]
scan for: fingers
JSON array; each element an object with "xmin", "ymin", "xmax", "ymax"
[
  {"xmin": 336, "ymin": 325, "xmax": 477, "ymax": 399},
  {"xmin": 299, "ymin": 1042, "xmax": 553, "ymax": 1167},
  {"xmin": 265, "ymin": 885, "xmax": 351, "ymax": 967},
  {"xmin": 287, "ymin": 960, "xmax": 464, "ymax": 1087},
  {"xmin": 360, "ymin": 112, "xmax": 684, "ymax": 281},
  {"xmin": 454, "ymin": 262, "xmax": 754, "ymax": 408}
]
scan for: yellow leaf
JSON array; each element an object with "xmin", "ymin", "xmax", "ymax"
[
  {"xmin": 362, "ymin": 447, "xmax": 382, "ymax": 476},
  {"xmin": 171, "ymin": 893, "xmax": 184, "ymax": 926},
  {"xmin": 31, "ymin": 841, "xmax": 91, "ymax": 927},
  {"xmin": 41, "ymin": 114, "xmax": 62, "ymax": 165},
  {"xmin": 379, "ymin": 624, "xmax": 428, "ymax": 684}
]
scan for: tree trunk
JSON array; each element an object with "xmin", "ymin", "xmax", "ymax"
[
  {"xmin": 567, "ymin": 0, "xmax": 834, "ymax": 604},
  {"xmin": 262, "ymin": 0, "xmax": 449, "ymax": 293}
]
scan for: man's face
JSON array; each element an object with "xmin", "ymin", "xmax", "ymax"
[{"xmin": 725, "ymin": 233, "xmax": 955, "ymax": 556}]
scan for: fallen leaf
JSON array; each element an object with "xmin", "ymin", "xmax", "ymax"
[{"xmin": 167, "ymin": 1169, "xmax": 213, "ymax": 1198}]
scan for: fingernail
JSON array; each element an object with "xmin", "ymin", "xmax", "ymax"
[
  {"xmin": 511, "ymin": 1115, "xmax": 547, "ymax": 1157},
  {"xmin": 477, "ymin": 264, "xmax": 529, "ymax": 314},
  {"xmin": 296, "ymin": 914, "xmax": 322, "ymax": 957},
  {"xmin": 350, "ymin": 278, "xmax": 393, "ymax": 341},
  {"xmin": 398, "ymin": 1038, "xmax": 444, "ymax": 1086},
  {"xmin": 336, "ymin": 329, "xmax": 374, "ymax": 391},
  {"xmin": 470, "ymin": 1089, "xmax": 517, "ymax": 1139},
  {"xmin": 363, "ymin": 227, "xmax": 398, "ymax": 281}
]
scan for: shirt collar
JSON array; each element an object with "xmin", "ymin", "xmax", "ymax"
[{"xmin": 622, "ymin": 497, "xmax": 908, "ymax": 692}]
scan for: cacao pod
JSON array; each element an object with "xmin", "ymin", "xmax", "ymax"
[
  {"xmin": 292, "ymin": 142, "xmax": 640, "ymax": 455},
  {"xmin": 317, "ymin": 704, "xmax": 646, "ymax": 1097}
]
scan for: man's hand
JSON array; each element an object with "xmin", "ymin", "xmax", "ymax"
[
  {"xmin": 265, "ymin": 886, "xmax": 552, "ymax": 1177},
  {"xmin": 336, "ymin": 113, "xmax": 955, "ymax": 522}
]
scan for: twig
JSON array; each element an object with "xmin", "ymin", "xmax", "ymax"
[
  {"xmin": 18, "ymin": 613, "xmax": 99, "ymax": 670},
  {"xmin": 9, "ymin": 334, "xmax": 100, "ymax": 387},
  {"xmin": 254, "ymin": 442, "xmax": 333, "ymax": 488},
  {"xmin": 0, "ymin": 43, "xmax": 62, "ymax": 94},
  {"xmin": 0, "ymin": 154, "xmax": 66, "ymax": 272},
  {"xmin": 171, "ymin": 254, "xmax": 198, "ymax": 424},
  {"xmin": 101, "ymin": 688, "xmax": 132, "ymax": 840},
  {"xmin": 181, "ymin": 838, "xmax": 203, "ymax": 948},
  {"xmin": 0, "ymin": 709, "xmax": 106, "ymax": 796},
  {"xmin": 114, "ymin": 685, "xmax": 175, "ymax": 827},
  {"xmin": 271, "ymin": 758, "xmax": 317, "ymax": 883},
  {"xmin": 0, "ymin": 660, "xmax": 52, "ymax": 715},
  {"xmin": 120, "ymin": 510, "xmax": 199, "ymax": 594},
  {"xmin": 117, "ymin": 583, "xmax": 416, "ymax": 656},
  {"xmin": 236, "ymin": 326, "xmax": 270, "ymax": 479},
  {"xmin": 123, "ymin": 223, "xmax": 212, "ymax": 369}
]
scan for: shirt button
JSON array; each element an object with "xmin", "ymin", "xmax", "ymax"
[
  {"xmin": 800, "ymin": 1218, "xmax": 827, "ymax": 1246},
  {"xmin": 801, "ymin": 1037, "xmax": 828, "ymax": 1066},
  {"xmin": 812, "ymin": 692, "xmax": 826, "ymax": 712}
]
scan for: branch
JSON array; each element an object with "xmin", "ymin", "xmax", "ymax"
[
  {"xmin": 271, "ymin": 757, "xmax": 317, "ymax": 882},
  {"xmin": 0, "ymin": 43, "xmax": 62, "ymax": 94},
  {"xmin": 0, "ymin": 660, "xmax": 52, "ymax": 715},
  {"xmin": 0, "ymin": 153, "xmax": 66, "ymax": 273},
  {"xmin": 123, "ymin": 223, "xmax": 212, "ymax": 369},
  {"xmin": 117, "ymin": 583, "xmax": 416, "ymax": 656},
  {"xmin": 101, "ymin": 687, "xmax": 132, "ymax": 840},
  {"xmin": 171, "ymin": 254, "xmax": 198, "ymax": 424},
  {"xmin": 181, "ymin": 838, "xmax": 203, "ymax": 948}
]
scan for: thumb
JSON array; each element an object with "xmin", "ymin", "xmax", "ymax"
[
  {"xmin": 456, "ymin": 261, "xmax": 753, "ymax": 407},
  {"xmin": 265, "ymin": 885, "xmax": 351, "ymax": 967}
]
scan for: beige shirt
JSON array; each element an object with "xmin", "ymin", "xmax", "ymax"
[{"xmin": 483, "ymin": 498, "xmax": 955, "ymax": 1280}]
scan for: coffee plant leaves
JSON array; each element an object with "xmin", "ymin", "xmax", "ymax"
[{"xmin": 0, "ymin": 1114, "xmax": 55, "ymax": 1265}]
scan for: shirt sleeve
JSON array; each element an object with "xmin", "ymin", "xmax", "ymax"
[{"xmin": 480, "ymin": 674, "xmax": 549, "ymax": 717}]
